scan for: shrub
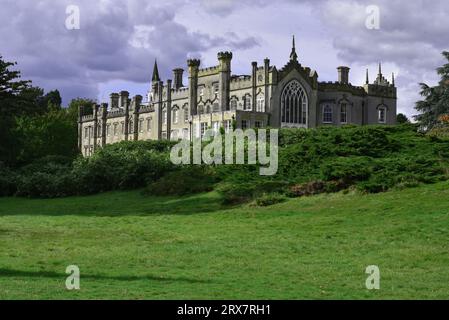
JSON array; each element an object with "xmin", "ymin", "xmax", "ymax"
[
  {"xmin": 145, "ymin": 166, "xmax": 219, "ymax": 196},
  {"xmin": 0, "ymin": 163, "xmax": 18, "ymax": 196},
  {"xmin": 217, "ymin": 180, "xmax": 289, "ymax": 205},
  {"xmin": 16, "ymin": 171, "xmax": 76, "ymax": 198},
  {"xmin": 72, "ymin": 141, "xmax": 174, "ymax": 194},
  {"xmin": 255, "ymin": 193, "xmax": 287, "ymax": 207},
  {"xmin": 321, "ymin": 157, "xmax": 372, "ymax": 183}
]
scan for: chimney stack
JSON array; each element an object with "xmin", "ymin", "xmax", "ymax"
[
  {"xmin": 173, "ymin": 68, "xmax": 184, "ymax": 89},
  {"xmin": 337, "ymin": 66, "xmax": 350, "ymax": 85},
  {"xmin": 109, "ymin": 93, "xmax": 119, "ymax": 109},
  {"xmin": 119, "ymin": 91, "xmax": 129, "ymax": 109}
]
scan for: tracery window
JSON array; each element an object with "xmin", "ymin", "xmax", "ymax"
[{"xmin": 281, "ymin": 80, "xmax": 308, "ymax": 124}]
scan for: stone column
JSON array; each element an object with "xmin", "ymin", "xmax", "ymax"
[
  {"xmin": 264, "ymin": 58, "xmax": 270, "ymax": 114},
  {"xmin": 167, "ymin": 79, "xmax": 172, "ymax": 140},
  {"xmin": 252, "ymin": 61, "xmax": 257, "ymax": 116},
  {"xmin": 78, "ymin": 105, "xmax": 84, "ymax": 152},
  {"xmin": 157, "ymin": 82, "xmax": 163, "ymax": 140},
  {"xmin": 133, "ymin": 95, "xmax": 142, "ymax": 141},
  {"xmin": 124, "ymin": 97, "xmax": 130, "ymax": 141},
  {"xmin": 93, "ymin": 104, "xmax": 99, "ymax": 151},
  {"xmin": 100, "ymin": 103, "xmax": 108, "ymax": 147},
  {"xmin": 218, "ymin": 52, "xmax": 232, "ymax": 112},
  {"xmin": 187, "ymin": 59, "xmax": 201, "ymax": 116}
]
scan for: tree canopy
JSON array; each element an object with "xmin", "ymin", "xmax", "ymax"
[{"xmin": 414, "ymin": 51, "xmax": 449, "ymax": 129}]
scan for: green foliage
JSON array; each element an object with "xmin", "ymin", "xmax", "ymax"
[
  {"xmin": 145, "ymin": 166, "xmax": 219, "ymax": 196},
  {"xmin": 0, "ymin": 163, "xmax": 18, "ymax": 196},
  {"xmin": 72, "ymin": 141, "xmax": 175, "ymax": 194},
  {"xmin": 14, "ymin": 108, "xmax": 79, "ymax": 165},
  {"xmin": 254, "ymin": 193, "xmax": 287, "ymax": 207},
  {"xmin": 320, "ymin": 156, "xmax": 372, "ymax": 183},
  {"xmin": 217, "ymin": 180, "xmax": 290, "ymax": 205},
  {"xmin": 397, "ymin": 113, "xmax": 410, "ymax": 124},
  {"xmin": 414, "ymin": 51, "xmax": 449, "ymax": 129}
]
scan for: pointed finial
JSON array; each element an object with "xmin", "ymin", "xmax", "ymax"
[
  {"xmin": 366, "ymin": 68, "xmax": 369, "ymax": 84},
  {"xmin": 378, "ymin": 62, "xmax": 382, "ymax": 76},
  {"xmin": 392, "ymin": 72, "xmax": 395, "ymax": 86},
  {"xmin": 152, "ymin": 59, "xmax": 160, "ymax": 82},
  {"xmin": 290, "ymin": 35, "xmax": 298, "ymax": 61}
]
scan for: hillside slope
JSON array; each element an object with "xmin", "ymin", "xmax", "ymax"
[{"xmin": 0, "ymin": 182, "xmax": 448, "ymax": 299}]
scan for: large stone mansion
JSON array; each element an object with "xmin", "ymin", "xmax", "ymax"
[{"xmin": 78, "ymin": 36, "xmax": 397, "ymax": 156}]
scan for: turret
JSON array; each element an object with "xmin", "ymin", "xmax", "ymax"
[
  {"xmin": 218, "ymin": 52, "xmax": 232, "ymax": 112},
  {"xmin": 187, "ymin": 58, "xmax": 201, "ymax": 115}
]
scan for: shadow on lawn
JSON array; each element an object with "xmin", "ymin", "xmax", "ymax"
[
  {"xmin": 0, "ymin": 268, "xmax": 212, "ymax": 284},
  {"xmin": 0, "ymin": 191, "xmax": 235, "ymax": 217}
]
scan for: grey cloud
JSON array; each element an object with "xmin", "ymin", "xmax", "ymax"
[{"xmin": 0, "ymin": 0, "xmax": 259, "ymax": 105}]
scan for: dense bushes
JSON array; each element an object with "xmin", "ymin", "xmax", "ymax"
[
  {"xmin": 72, "ymin": 142, "xmax": 174, "ymax": 194},
  {"xmin": 9, "ymin": 141, "xmax": 175, "ymax": 198},
  {"xmin": 2, "ymin": 124, "xmax": 449, "ymax": 201},
  {"xmin": 0, "ymin": 163, "xmax": 18, "ymax": 196},
  {"xmin": 145, "ymin": 166, "xmax": 219, "ymax": 196}
]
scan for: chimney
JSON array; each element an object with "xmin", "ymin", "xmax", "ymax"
[
  {"xmin": 109, "ymin": 93, "xmax": 119, "ymax": 109},
  {"xmin": 173, "ymin": 68, "xmax": 184, "ymax": 89},
  {"xmin": 337, "ymin": 66, "xmax": 350, "ymax": 85},
  {"xmin": 119, "ymin": 91, "xmax": 129, "ymax": 109}
]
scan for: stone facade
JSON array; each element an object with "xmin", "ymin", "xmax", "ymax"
[{"xmin": 79, "ymin": 37, "xmax": 397, "ymax": 156}]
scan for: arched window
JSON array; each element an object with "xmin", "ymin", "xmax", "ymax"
[
  {"xmin": 173, "ymin": 108, "xmax": 179, "ymax": 124},
  {"xmin": 184, "ymin": 107, "xmax": 189, "ymax": 123},
  {"xmin": 198, "ymin": 105, "xmax": 204, "ymax": 114},
  {"xmin": 244, "ymin": 95, "xmax": 252, "ymax": 111},
  {"xmin": 323, "ymin": 105, "xmax": 333, "ymax": 123},
  {"xmin": 378, "ymin": 106, "xmax": 387, "ymax": 123},
  {"xmin": 230, "ymin": 99, "xmax": 238, "ymax": 111},
  {"xmin": 281, "ymin": 80, "xmax": 308, "ymax": 125},
  {"xmin": 257, "ymin": 96, "xmax": 265, "ymax": 112},
  {"xmin": 340, "ymin": 103, "xmax": 347, "ymax": 124}
]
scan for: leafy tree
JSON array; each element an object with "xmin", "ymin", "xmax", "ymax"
[
  {"xmin": 397, "ymin": 113, "xmax": 410, "ymax": 124},
  {"xmin": 14, "ymin": 108, "xmax": 79, "ymax": 165},
  {"xmin": 414, "ymin": 51, "xmax": 449, "ymax": 129},
  {"xmin": 67, "ymin": 98, "xmax": 95, "ymax": 120}
]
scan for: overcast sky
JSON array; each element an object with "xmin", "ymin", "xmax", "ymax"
[{"xmin": 1, "ymin": 0, "xmax": 448, "ymax": 117}]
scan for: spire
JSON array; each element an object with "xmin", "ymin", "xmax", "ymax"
[
  {"xmin": 378, "ymin": 62, "xmax": 382, "ymax": 76},
  {"xmin": 152, "ymin": 59, "xmax": 160, "ymax": 82},
  {"xmin": 366, "ymin": 68, "xmax": 369, "ymax": 84},
  {"xmin": 290, "ymin": 35, "xmax": 298, "ymax": 62}
]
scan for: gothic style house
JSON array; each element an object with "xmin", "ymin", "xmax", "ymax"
[{"xmin": 78, "ymin": 37, "xmax": 397, "ymax": 156}]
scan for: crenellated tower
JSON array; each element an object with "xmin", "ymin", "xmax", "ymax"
[{"xmin": 218, "ymin": 52, "xmax": 232, "ymax": 112}]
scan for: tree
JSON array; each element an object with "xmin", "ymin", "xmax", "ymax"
[
  {"xmin": 14, "ymin": 108, "xmax": 79, "ymax": 165},
  {"xmin": 414, "ymin": 51, "xmax": 449, "ymax": 129},
  {"xmin": 396, "ymin": 113, "xmax": 410, "ymax": 124}
]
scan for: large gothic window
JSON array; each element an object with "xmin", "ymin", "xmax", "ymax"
[{"xmin": 281, "ymin": 80, "xmax": 308, "ymax": 125}]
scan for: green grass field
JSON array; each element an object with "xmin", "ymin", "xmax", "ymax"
[{"xmin": 1, "ymin": 182, "xmax": 449, "ymax": 300}]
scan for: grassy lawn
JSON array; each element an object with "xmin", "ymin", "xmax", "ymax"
[{"xmin": 1, "ymin": 182, "xmax": 449, "ymax": 300}]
